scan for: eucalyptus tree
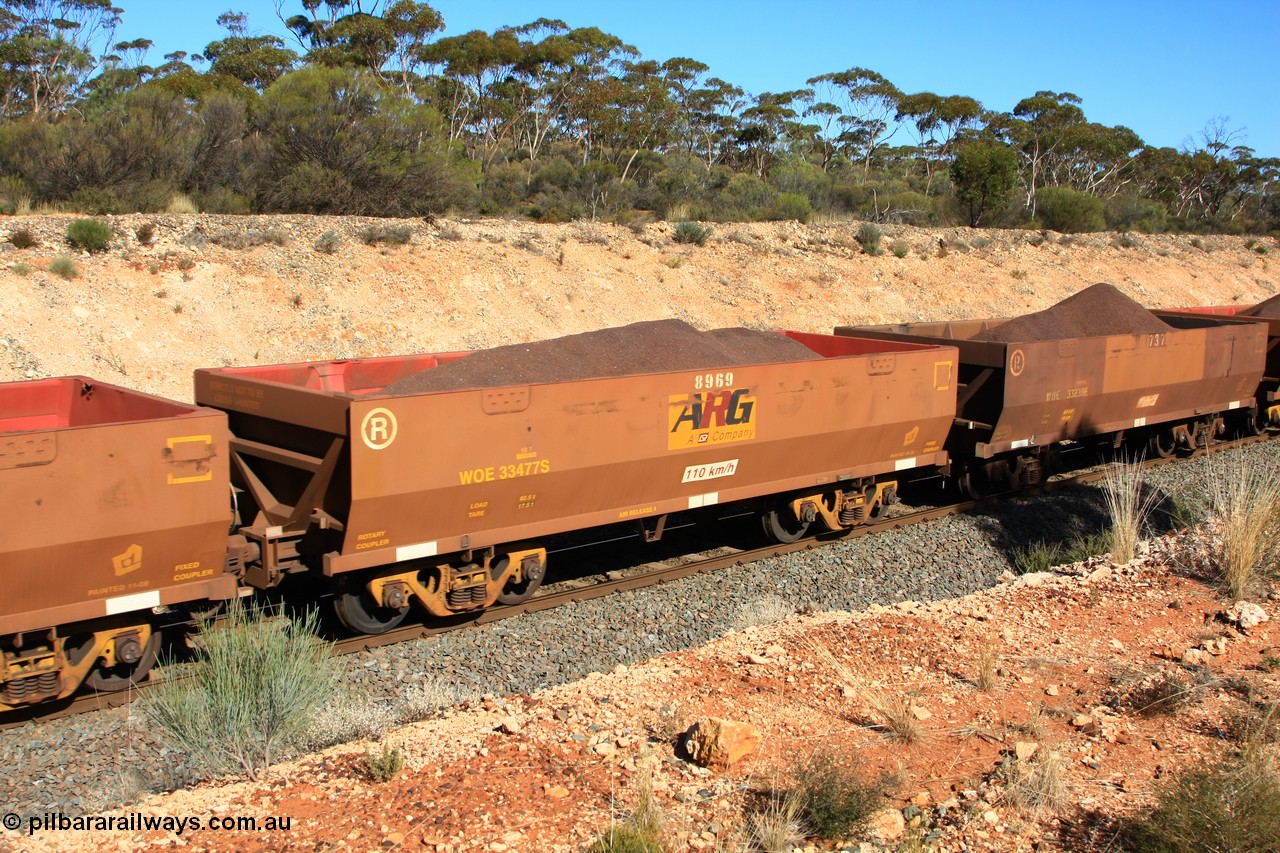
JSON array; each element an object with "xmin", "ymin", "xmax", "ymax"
[
  {"xmin": 806, "ymin": 67, "xmax": 902, "ymax": 176},
  {"xmin": 895, "ymin": 92, "xmax": 982, "ymax": 191},
  {"xmin": 998, "ymin": 90, "xmax": 1085, "ymax": 213},
  {"xmin": 204, "ymin": 11, "xmax": 297, "ymax": 91},
  {"xmin": 0, "ymin": 0, "xmax": 122, "ymax": 116},
  {"xmin": 736, "ymin": 89, "xmax": 813, "ymax": 177}
]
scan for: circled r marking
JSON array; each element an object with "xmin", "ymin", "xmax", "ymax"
[
  {"xmin": 361, "ymin": 408, "xmax": 398, "ymax": 450},
  {"xmin": 1009, "ymin": 349, "xmax": 1026, "ymax": 377}
]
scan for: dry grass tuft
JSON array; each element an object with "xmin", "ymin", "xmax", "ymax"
[
  {"xmin": 747, "ymin": 789, "xmax": 805, "ymax": 852},
  {"xmin": 1101, "ymin": 453, "xmax": 1160, "ymax": 562},
  {"xmin": 975, "ymin": 641, "xmax": 999, "ymax": 692},
  {"xmin": 1201, "ymin": 454, "xmax": 1280, "ymax": 598},
  {"xmin": 1000, "ymin": 748, "xmax": 1067, "ymax": 812},
  {"xmin": 166, "ymin": 193, "xmax": 198, "ymax": 214},
  {"xmin": 810, "ymin": 640, "xmax": 921, "ymax": 743}
]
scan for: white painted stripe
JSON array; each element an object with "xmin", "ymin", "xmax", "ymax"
[
  {"xmin": 396, "ymin": 541, "xmax": 438, "ymax": 561},
  {"xmin": 1134, "ymin": 417, "xmax": 1147, "ymax": 427},
  {"xmin": 894, "ymin": 456, "xmax": 917, "ymax": 471},
  {"xmin": 105, "ymin": 590, "xmax": 161, "ymax": 616},
  {"xmin": 1011, "ymin": 439, "xmax": 1030, "ymax": 449},
  {"xmin": 1229, "ymin": 400, "xmax": 1241, "ymax": 410}
]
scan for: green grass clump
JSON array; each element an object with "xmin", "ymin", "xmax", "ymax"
[
  {"xmin": 66, "ymin": 217, "xmax": 113, "ymax": 253},
  {"xmin": 672, "ymin": 220, "xmax": 711, "ymax": 246},
  {"xmin": 1014, "ymin": 532, "xmax": 1112, "ymax": 573},
  {"xmin": 49, "ymin": 255, "xmax": 78, "ymax": 279},
  {"xmin": 144, "ymin": 601, "xmax": 337, "ymax": 780},
  {"xmin": 11, "ymin": 261, "xmax": 32, "ymax": 276}
]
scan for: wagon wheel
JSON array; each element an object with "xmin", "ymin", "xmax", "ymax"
[
  {"xmin": 495, "ymin": 556, "xmax": 546, "ymax": 606},
  {"xmin": 80, "ymin": 631, "xmax": 161, "ymax": 693},
  {"xmin": 959, "ymin": 461, "xmax": 991, "ymax": 500},
  {"xmin": 1146, "ymin": 428, "xmax": 1176, "ymax": 459},
  {"xmin": 333, "ymin": 576, "xmax": 409, "ymax": 635},
  {"xmin": 761, "ymin": 504, "xmax": 810, "ymax": 544},
  {"xmin": 1240, "ymin": 406, "xmax": 1264, "ymax": 437}
]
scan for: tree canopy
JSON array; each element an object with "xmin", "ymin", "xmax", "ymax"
[{"xmin": 0, "ymin": 1, "xmax": 1274, "ymax": 232}]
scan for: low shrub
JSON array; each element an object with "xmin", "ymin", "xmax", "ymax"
[
  {"xmin": 8, "ymin": 228, "xmax": 38, "ymax": 249},
  {"xmin": 144, "ymin": 602, "xmax": 337, "ymax": 780},
  {"xmin": 1122, "ymin": 747, "xmax": 1280, "ymax": 852},
  {"xmin": 213, "ymin": 229, "xmax": 290, "ymax": 249},
  {"xmin": 768, "ymin": 192, "xmax": 812, "ymax": 223},
  {"xmin": 135, "ymin": 223, "xmax": 156, "ymax": 245},
  {"xmin": 792, "ymin": 750, "xmax": 884, "ymax": 840},
  {"xmin": 12, "ymin": 261, "xmax": 32, "ymax": 276},
  {"xmin": 49, "ymin": 255, "xmax": 78, "ymax": 279},
  {"xmin": 1035, "ymin": 186, "xmax": 1106, "ymax": 233},
  {"xmin": 66, "ymin": 218, "xmax": 113, "ymax": 253},
  {"xmin": 672, "ymin": 220, "xmax": 711, "ymax": 246},
  {"xmin": 358, "ymin": 224, "xmax": 413, "ymax": 246},
  {"xmin": 363, "ymin": 744, "xmax": 404, "ymax": 783},
  {"xmin": 293, "ymin": 691, "xmax": 399, "ymax": 753},
  {"xmin": 856, "ymin": 222, "xmax": 883, "ymax": 255},
  {"xmin": 891, "ymin": 240, "xmax": 910, "ymax": 258},
  {"xmin": 314, "ymin": 230, "xmax": 342, "ymax": 254}
]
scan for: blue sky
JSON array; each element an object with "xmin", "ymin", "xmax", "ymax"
[{"xmin": 115, "ymin": 0, "xmax": 1280, "ymax": 158}]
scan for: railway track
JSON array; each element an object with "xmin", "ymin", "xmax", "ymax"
[{"xmin": 5, "ymin": 434, "xmax": 1271, "ymax": 732}]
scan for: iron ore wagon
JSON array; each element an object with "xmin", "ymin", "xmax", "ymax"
[
  {"xmin": 836, "ymin": 284, "xmax": 1267, "ymax": 497},
  {"xmin": 0, "ymin": 378, "xmax": 240, "ymax": 710},
  {"xmin": 194, "ymin": 322, "xmax": 960, "ymax": 633}
]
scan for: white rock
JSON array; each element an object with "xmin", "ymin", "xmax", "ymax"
[{"xmin": 1226, "ymin": 601, "xmax": 1269, "ymax": 631}]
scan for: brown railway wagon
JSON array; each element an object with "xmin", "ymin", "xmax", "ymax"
[
  {"xmin": 835, "ymin": 316, "xmax": 1266, "ymax": 494},
  {"xmin": 194, "ymin": 332, "xmax": 959, "ymax": 633},
  {"xmin": 1155, "ymin": 307, "xmax": 1280, "ymax": 431},
  {"xmin": 0, "ymin": 377, "xmax": 239, "ymax": 710}
]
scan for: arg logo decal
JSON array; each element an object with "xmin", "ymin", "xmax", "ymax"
[{"xmin": 668, "ymin": 389, "xmax": 756, "ymax": 450}]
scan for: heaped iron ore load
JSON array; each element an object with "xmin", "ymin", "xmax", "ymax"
[
  {"xmin": 1240, "ymin": 293, "xmax": 1280, "ymax": 319},
  {"xmin": 1156, "ymin": 295, "xmax": 1280, "ymax": 432},
  {"xmin": 194, "ymin": 322, "xmax": 958, "ymax": 632},
  {"xmin": 0, "ymin": 378, "xmax": 240, "ymax": 710},
  {"xmin": 383, "ymin": 320, "xmax": 823, "ymax": 393},
  {"xmin": 838, "ymin": 283, "xmax": 1267, "ymax": 496}
]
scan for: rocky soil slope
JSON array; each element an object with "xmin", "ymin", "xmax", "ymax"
[{"xmin": 1, "ymin": 214, "xmax": 1275, "ymax": 400}]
